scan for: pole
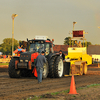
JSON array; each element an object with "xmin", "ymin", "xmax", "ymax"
[
  {"xmin": 72, "ymin": 22, "xmax": 77, "ymax": 47},
  {"xmin": 73, "ymin": 22, "xmax": 77, "ymax": 30},
  {"xmin": 11, "ymin": 14, "xmax": 18, "ymax": 57},
  {"xmin": 12, "ymin": 18, "xmax": 14, "ymax": 56},
  {"xmin": 73, "ymin": 23, "xmax": 74, "ymax": 30},
  {"xmin": 83, "ymin": 39, "xmax": 84, "ymax": 47},
  {"xmin": 85, "ymin": 39, "xmax": 87, "ymax": 47}
]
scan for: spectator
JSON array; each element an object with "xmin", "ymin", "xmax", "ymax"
[
  {"xmin": 35, "ymin": 51, "xmax": 46, "ymax": 83},
  {"xmin": 58, "ymin": 50, "xmax": 65, "ymax": 60},
  {"xmin": 78, "ymin": 41, "xmax": 82, "ymax": 47},
  {"xmin": 75, "ymin": 41, "xmax": 82, "ymax": 47}
]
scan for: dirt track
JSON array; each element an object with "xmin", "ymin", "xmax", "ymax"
[{"xmin": 0, "ymin": 64, "xmax": 100, "ymax": 100}]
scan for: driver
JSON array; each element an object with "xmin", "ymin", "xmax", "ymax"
[{"xmin": 38, "ymin": 44, "xmax": 44, "ymax": 53}]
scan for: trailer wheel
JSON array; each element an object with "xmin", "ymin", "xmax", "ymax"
[
  {"xmin": 48, "ymin": 56, "xmax": 57, "ymax": 78},
  {"xmin": 80, "ymin": 64, "xmax": 83, "ymax": 75},
  {"xmin": 42, "ymin": 60, "xmax": 49, "ymax": 79},
  {"xmin": 8, "ymin": 58, "xmax": 21, "ymax": 78},
  {"xmin": 83, "ymin": 63, "xmax": 87, "ymax": 75},
  {"xmin": 54, "ymin": 56, "xmax": 64, "ymax": 78}
]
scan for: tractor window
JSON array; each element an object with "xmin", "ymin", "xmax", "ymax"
[
  {"xmin": 38, "ymin": 44, "xmax": 44, "ymax": 53},
  {"xmin": 29, "ymin": 42, "xmax": 44, "ymax": 53},
  {"xmin": 45, "ymin": 44, "xmax": 50, "ymax": 55}
]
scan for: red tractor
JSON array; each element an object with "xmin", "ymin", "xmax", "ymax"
[{"xmin": 8, "ymin": 36, "xmax": 64, "ymax": 78}]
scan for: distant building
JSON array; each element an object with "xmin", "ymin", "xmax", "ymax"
[
  {"xmin": 53, "ymin": 45, "xmax": 100, "ymax": 56},
  {"xmin": 87, "ymin": 45, "xmax": 100, "ymax": 55},
  {"xmin": 87, "ymin": 45, "xmax": 100, "ymax": 63},
  {"xmin": 53, "ymin": 45, "xmax": 69, "ymax": 55}
]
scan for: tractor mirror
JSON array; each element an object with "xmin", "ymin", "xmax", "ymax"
[
  {"xmin": 52, "ymin": 39, "xmax": 54, "ymax": 42},
  {"xmin": 27, "ymin": 38, "xmax": 28, "ymax": 41}
]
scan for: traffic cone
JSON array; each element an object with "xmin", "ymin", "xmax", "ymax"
[{"xmin": 68, "ymin": 75, "xmax": 79, "ymax": 94}]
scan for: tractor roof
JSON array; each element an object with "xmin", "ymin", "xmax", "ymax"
[
  {"xmin": 28, "ymin": 39, "xmax": 52, "ymax": 43},
  {"xmin": 28, "ymin": 36, "xmax": 53, "ymax": 43}
]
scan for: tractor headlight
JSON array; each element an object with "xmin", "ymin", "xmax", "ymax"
[
  {"xmin": 25, "ymin": 60, "xmax": 28, "ymax": 62},
  {"xmin": 20, "ymin": 60, "xmax": 23, "ymax": 62}
]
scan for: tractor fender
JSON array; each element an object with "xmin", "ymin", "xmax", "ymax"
[{"xmin": 46, "ymin": 53, "xmax": 59, "ymax": 61}]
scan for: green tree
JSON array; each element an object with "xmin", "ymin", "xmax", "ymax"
[
  {"xmin": 64, "ymin": 37, "xmax": 71, "ymax": 45},
  {"xmin": 0, "ymin": 38, "xmax": 19, "ymax": 55},
  {"xmin": 64, "ymin": 37, "xmax": 92, "ymax": 47},
  {"xmin": 81, "ymin": 41, "xmax": 92, "ymax": 47},
  {"xmin": 64, "ymin": 37, "xmax": 76, "ymax": 45}
]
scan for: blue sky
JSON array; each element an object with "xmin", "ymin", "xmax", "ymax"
[{"xmin": 0, "ymin": 0, "xmax": 100, "ymax": 45}]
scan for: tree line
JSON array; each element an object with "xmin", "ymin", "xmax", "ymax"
[
  {"xmin": 0, "ymin": 38, "xmax": 20, "ymax": 55},
  {"xmin": 64, "ymin": 37, "xmax": 92, "ymax": 46}
]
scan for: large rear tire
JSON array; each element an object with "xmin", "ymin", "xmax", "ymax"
[
  {"xmin": 8, "ymin": 58, "xmax": 21, "ymax": 78},
  {"xmin": 48, "ymin": 56, "xmax": 57, "ymax": 78},
  {"xmin": 42, "ymin": 60, "xmax": 49, "ymax": 79},
  {"xmin": 54, "ymin": 56, "xmax": 64, "ymax": 78}
]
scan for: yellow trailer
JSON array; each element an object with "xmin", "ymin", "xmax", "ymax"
[
  {"xmin": 64, "ymin": 30, "xmax": 92, "ymax": 76},
  {"xmin": 64, "ymin": 47, "xmax": 92, "ymax": 76}
]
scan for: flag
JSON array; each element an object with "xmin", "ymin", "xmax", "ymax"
[{"xmin": 32, "ymin": 67, "xmax": 38, "ymax": 77}]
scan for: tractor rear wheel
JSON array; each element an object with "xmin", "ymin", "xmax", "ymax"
[
  {"xmin": 48, "ymin": 56, "xmax": 57, "ymax": 78},
  {"xmin": 42, "ymin": 60, "xmax": 49, "ymax": 79},
  {"xmin": 54, "ymin": 56, "xmax": 64, "ymax": 78},
  {"xmin": 8, "ymin": 58, "xmax": 21, "ymax": 78}
]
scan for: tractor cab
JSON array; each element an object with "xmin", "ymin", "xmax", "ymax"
[{"xmin": 27, "ymin": 36, "xmax": 54, "ymax": 56}]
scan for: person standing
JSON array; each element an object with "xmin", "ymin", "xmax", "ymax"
[
  {"xmin": 59, "ymin": 50, "xmax": 65, "ymax": 60},
  {"xmin": 35, "ymin": 51, "xmax": 46, "ymax": 83}
]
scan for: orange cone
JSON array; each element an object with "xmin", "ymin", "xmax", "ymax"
[{"xmin": 68, "ymin": 75, "xmax": 79, "ymax": 94}]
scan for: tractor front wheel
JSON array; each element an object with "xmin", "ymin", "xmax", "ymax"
[{"xmin": 8, "ymin": 58, "xmax": 21, "ymax": 78}]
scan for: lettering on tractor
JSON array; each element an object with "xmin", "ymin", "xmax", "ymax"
[{"xmin": 8, "ymin": 36, "xmax": 64, "ymax": 78}]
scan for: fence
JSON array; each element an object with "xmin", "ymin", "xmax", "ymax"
[{"xmin": 0, "ymin": 58, "xmax": 11, "ymax": 63}]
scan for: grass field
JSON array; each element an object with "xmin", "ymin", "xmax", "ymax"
[
  {"xmin": 0, "ymin": 63, "xmax": 9, "ymax": 65},
  {"xmin": 24, "ymin": 84, "xmax": 100, "ymax": 100}
]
